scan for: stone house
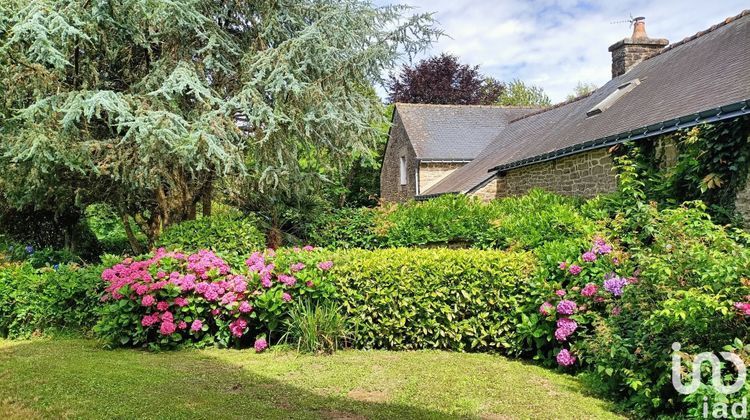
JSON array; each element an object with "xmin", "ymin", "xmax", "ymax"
[{"xmin": 381, "ymin": 12, "xmax": 750, "ymax": 212}]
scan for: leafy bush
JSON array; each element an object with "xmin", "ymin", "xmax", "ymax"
[
  {"xmin": 0, "ymin": 262, "xmax": 104, "ymax": 338},
  {"xmin": 155, "ymin": 214, "xmax": 265, "ymax": 257},
  {"xmin": 95, "ymin": 247, "xmax": 336, "ymax": 350},
  {"xmin": 282, "ymin": 300, "xmax": 349, "ymax": 353},
  {"xmin": 85, "ymin": 204, "xmax": 146, "ymax": 255},
  {"xmin": 580, "ymin": 203, "xmax": 750, "ymax": 416},
  {"xmin": 306, "ymin": 207, "xmax": 381, "ymax": 249},
  {"xmin": 329, "ymin": 248, "xmax": 538, "ymax": 353}
]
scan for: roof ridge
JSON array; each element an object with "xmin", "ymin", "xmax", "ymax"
[
  {"xmin": 394, "ymin": 102, "xmax": 540, "ymax": 110},
  {"xmin": 646, "ymin": 9, "xmax": 749, "ymax": 61},
  {"xmin": 508, "ymin": 91, "xmax": 596, "ymax": 123}
]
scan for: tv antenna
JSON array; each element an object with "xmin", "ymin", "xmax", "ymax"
[{"xmin": 610, "ymin": 14, "xmax": 644, "ymax": 27}]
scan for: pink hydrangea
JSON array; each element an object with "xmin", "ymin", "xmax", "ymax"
[
  {"xmin": 141, "ymin": 314, "xmax": 158, "ymax": 327},
  {"xmin": 290, "ymin": 263, "xmax": 305, "ymax": 272},
  {"xmin": 556, "ymin": 300, "xmax": 577, "ymax": 315},
  {"xmin": 178, "ymin": 321, "xmax": 188, "ymax": 330},
  {"xmin": 555, "ymin": 289, "xmax": 566, "ymax": 297},
  {"xmin": 134, "ymin": 283, "xmax": 149, "ymax": 295},
  {"xmin": 556, "ymin": 348, "xmax": 576, "ymax": 367},
  {"xmin": 159, "ymin": 321, "xmax": 176, "ymax": 336},
  {"xmin": 593, "ymin": 237, "xmax": 612, "ymax": 255},
  {"xmin": 303, "ymin": 245, "xmax": 315, "ymax": 251},
  {"xmin": 317, "ymin": 261, "xmax": 333, "ymax": 271},
  {"xmin": 190, "ymin": 319, "xmax": 203, "ymax": 332},
  {"xmin": 581, "ymin": 283, "xmax": 598, "ymax": 297},
  {"xmin": 239, "ymin": 301, "xmax": 253, "ymax": 313},
  {"xmin": 582, "ymin": 251, "xmax": 597, "ymax": 263},
  {"xmin": 229, "ymin": 318, "xmax": 247, "ymax": 337},
  {"xmin": 141, "ymin": 295, "xmax": 155, "ymax": 306},
  {"xmin": 539, "ymin": 301, "xmax": 554, "ymax": 316},
  {"xmin": 568, "ymin": 265, "xmax": 582, "ymax": 275},
  {"xmin": 175, "ymin": 297, "xmax": 189, "ymax": 307},
  {"xmin": 278, "ymin": 274, "xmax": 296, "ymax": 287},
  {"xmin": 554, "ymin": 317, "xmax": 578, "ymax": 341},
  {"xmin": 282, "ymin": 292, "xmax": 292, "ymax": 302},
  {"xmin": 254, "ymin": 337, "xmax": 268, "ymax": 353},
  {"xmin": 735, "ymin": 302, "xmax": 750, "ymax": 316},
  {"xmin": 306, "ymin": 280, "xmax": 314, "ymax": 288},
  {"xmin": 558, "ymin": 261, "xmax": 568, "ymax": 270},
  {"xmin": 156, "ymin": 301, "xmax": 169, "ymax": 311},
  {"xmin": 161, "ymin": 311, "xmax": 174, "ymax": 323}
]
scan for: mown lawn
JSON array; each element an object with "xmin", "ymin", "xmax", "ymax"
[{"xmin": 0, "ymin": 339, "xmax": 620, "ymax": 419}]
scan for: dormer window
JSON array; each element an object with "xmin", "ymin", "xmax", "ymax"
[{"xmin": 586, "ymin": 79, "xmax": 640, "ymax": 117}]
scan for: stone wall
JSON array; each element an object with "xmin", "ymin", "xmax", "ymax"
[
  {"xmin": 419, "ymin": 162, "xmax": 465, "ymax": 194},
  {"xmin": 494, "ymin": 148, "xmax": 617, "ymax": 199},
  {"xmin": 472, "ymin": 178, "xmax": 499, "ymax": 202},
  {"xmin": 380, "ymin": 110, "xmax": 418, "ymax": 203}
]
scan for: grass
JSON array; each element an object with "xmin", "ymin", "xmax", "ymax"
[{"xmin": 0, "ymin": 339, "xmax": 621, "ymax": 419}]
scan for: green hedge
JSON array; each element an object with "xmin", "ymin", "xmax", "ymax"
[
  {"xmin": 308, "ymin": 190, "xmax": 597, "ymax": 251},
  {"xmin": 0, "ymin": 262, "xmax": 105, "ymax": 338},
  {"xmin": 329, "ymin": 248, "xmax": 542, "ymax": 353},
  {"xmin": 156, "ymin": 214, "xmax": 265, "ymax": 256}
]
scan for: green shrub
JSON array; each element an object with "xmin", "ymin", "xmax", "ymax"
[
  {"xmin": 156, "ymin": 214, "xmax": 265, "ymax": 257},
  {"xmin": 0, "ymin": 262, "xmax": 104, "ymax": 338},
  {"xmin": 330, "ymin": 248, "xmax": 538, "ymax": 352},
  {"xmin": 306, "ymin": 207, "xmax": 381, "ymax": 249},
  {"xmin": 85, "ymin": 204, "xmax": 146, "ymax": 255},
  {"xmin": 282, "ymin": 299, "xmax": 349, "ymax": 353}
]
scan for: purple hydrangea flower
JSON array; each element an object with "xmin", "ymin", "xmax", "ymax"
[
  {"xmin": 582, "ymin": 251, "xmax": 597, "ymax": 263},
  {"xmin": 556, "ymin": 300, "xmax": 577, "ymax": 315},
  {"xmin": 568, "ymin": 265, "xmax": 582, "ymax": 276},
  {"xmin": 603, "ymin": 274, "xmax": 629, "ymax": 297},
  {"xmin": 554, "ymin": 317, "xmax": 578, "ymax": 341},
  {"xmin": 254, "ymin": 337, "xmax": 268, "ymax": 353}
]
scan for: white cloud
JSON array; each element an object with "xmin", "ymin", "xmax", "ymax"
[{"xmin": 374, "ymin": 0, "xmax": 748, "ymax": 102}]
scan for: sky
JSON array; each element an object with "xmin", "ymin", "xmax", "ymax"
[{"xmin": 372, "ymin": 0, "xmax": 748, "ymax": 103}]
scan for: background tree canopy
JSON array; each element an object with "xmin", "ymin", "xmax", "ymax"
[{"xmin": 0, "ymin": 0, "xmax": 440, "ymax": 247}]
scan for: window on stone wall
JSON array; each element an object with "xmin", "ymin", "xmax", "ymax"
[{"xmin": 399, "ymin": 156, "xmax": 407, "ymax": 185}]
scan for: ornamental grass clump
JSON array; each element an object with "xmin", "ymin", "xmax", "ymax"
[{"xmin": 95, "ymin": 247, "xmax": 335, "ymax": 350}]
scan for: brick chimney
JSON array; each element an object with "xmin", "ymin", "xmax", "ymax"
[{"xmin": 608, "ymin": 17, "xmax": 668, "ymax": 78}]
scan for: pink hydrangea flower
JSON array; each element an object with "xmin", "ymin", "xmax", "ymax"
[
  {"xmin": 539, "ymin": 301, "xmax": 554, "ymax": 316},
  {"xmin": 290, "ymin": 263, "xmax": 305, "ymax": 272},
  {"xmin": 278, "ymin": 274, "xmax": 296, "ymax": 287},
  {"xmin": 282, "ymin": 292, "xmax": 292, "ymax": 302},
  {"xmin": 581, "ymin": 283, "xmax": 598, "ymax": 297},
  {"xmin": 582, "ymin": 251, "xmax": 597, "ymax": 263},
  {"xmin": 134, "ymin": 283, "xmax": 149, "ymax": 295},
  {"xmin": 161, "ymin": 311, "xmax": 174, "ymax": 323},
  {"xmin": 317, "ymin": 261, "xmax": 333, "ymax": 271},
  {"xmin": 555, "ymin": 289, "xmax": 566, "ymax": 297},
  {"xmin": 306, "ymin": 280, "xmax": 314, "ymax": 288},
  {"xmin": 239, "ymin": 301, "xmax": 253, "ymax": 313},
  {"xmin": 178, "ymin": 321, "xmax": 188, "ymax": 330},
  {"xmin": 141, "ymin": 295, "xmax": 155, "ymax": 306},
  {"xmin": 556, "ymin": 300, "xmax": 577, "ymax": 315},
  {"xmin": 141, "ymin": 314, "xmax": 158, "ymax": 327},
  {"xmin": 558, "ymin": 261, "xmax": 568, "ymax": 270},
  {"xmin": 175, "ymin": 297, "xmax": 189, "ymax": 307},
  {"xmin": 303, "ymin": 245, "xmax": 315, "ymax": 251},
  {"xmin": 211, "ymin": 309, "xmax": 220, "ymax": 316},
  {"xmin": 254, "ymin": 337, "xmax": 268, "ymax": 353},
  {"xmin": 159, "ymin": 321, "xmax": 176, "ymax": 336},
  {"xmin": 229, "ymin": 318, "xmax": 247, "ymax": 337},
  {"xmin": 735, "ymin": 302, "xmax": 750, "ymax": 316},
  {"xmin": 190, "ymin": 319, "xmax": 203, "ymax": 332},
  {"xmin": 568, "ymin": 265, "xmax": 582, "ymax": 275},
  {"xmin": 556, "ymin": 348, "xmax": 576, "ymax": 367},
  {"xmin": 156, "ymin": 301, "xmax": 169, "ymax": 311}
]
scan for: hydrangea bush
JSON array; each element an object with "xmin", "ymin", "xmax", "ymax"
[{"xmin": 95, "ymin": 247, "xmax": 335, "ymax": 350}]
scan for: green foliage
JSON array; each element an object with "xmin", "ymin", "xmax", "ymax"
[
  {"xmin": 282, "ymin": 300, "xmax": 349, "ymax": 354},
  {"xmin": 85, "ymin": 204, "xmax": 146, "ymax": 255},
  {"xmin": 565, "ymin": 81, "xmax": 598, "ymax": 101},
  {"xmin": 582, "ymin": 202, "xmax": 750, "ymax": 416},
  {"xmin": 330, "ymin": 248, "xmax": 538, "ymax": 352},
  {"xmin": 155, "ymin": 214, "xmax": 265, "ymax": 257},
  {"xmin": 0, "ymin": 262, "xmax": 104, "ymax": 338},
  {"xmin": 495, "ymin": 79, "xmax": 551, "ymax": 107},
  {"xmin": 306, "ymin": 207, "xmax": 382, "ymax": 249},
  {"xmin": 619, "ymin": 117, "xmax": 750, "ymax": 224}
]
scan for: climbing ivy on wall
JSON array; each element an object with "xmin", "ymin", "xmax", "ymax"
[{"xmin": 616, "ymin": 116, "xmax": 750, "ymax": 224}]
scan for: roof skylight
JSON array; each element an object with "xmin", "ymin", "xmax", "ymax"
[{"xmin": 586, "ymin": 79, "xmax": 640, "ymax": 117}]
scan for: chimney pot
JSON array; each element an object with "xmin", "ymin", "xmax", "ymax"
[{"xmin": 608, "ymin": 17, "xmax": 668, "ymax": 78}]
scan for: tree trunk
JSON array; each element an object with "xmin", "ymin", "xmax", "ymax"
[
  {"xmin": 122, "ymin": 214, "xmax": 144, "ymax": 255},
  {"xmin": 202, "ymin": 180, "xmax": 213, "ymax": 217}
]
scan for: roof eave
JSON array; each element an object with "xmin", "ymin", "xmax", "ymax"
[{"xmin": 488, "ymin": 99, "xmax": 750, "ymax": 174}]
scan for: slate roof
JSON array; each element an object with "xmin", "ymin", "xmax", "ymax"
[
  {"xmin": 394, "ymin": 103, "xmax": 537, "ymax": 161},
  {"xmin": 423, "ymin": 10, "xmax": 750, "ymax": 196}
]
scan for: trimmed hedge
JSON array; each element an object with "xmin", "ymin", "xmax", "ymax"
[
  {"xmin": 308, "ymin": 190, "xmax": 597, "ymax": 251},
  {"xmin": 329, "ymin": 248, "xmax": 543, "ymax": 353},
  {"xmin": 0, "ymin": 262, "xmax": 104, "ymax": 338},
  {"xmin": 156, "ymin": 214, "xmax": 265, "ymax": 256}
]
